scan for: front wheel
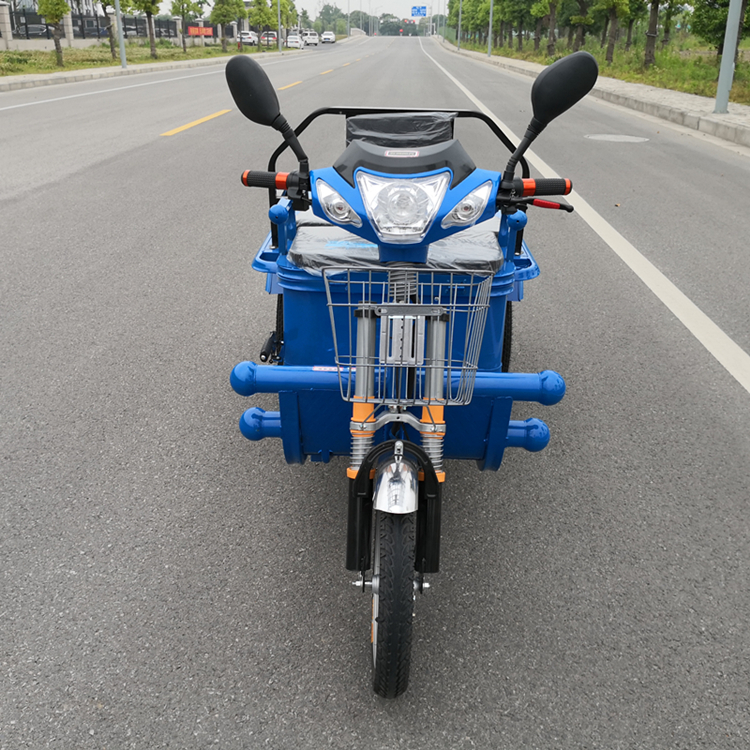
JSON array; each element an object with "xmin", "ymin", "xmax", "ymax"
[{"xmin": 371, "ymin": 511, "xmax": 416, "ymax": 698}]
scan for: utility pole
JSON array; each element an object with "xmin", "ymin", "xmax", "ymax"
[
  {"xmin": 714, "ymin": 0, "xmax": 743, "ymax": 113},
  {"xmin": 113, "ymin": 0, "xmax": 127, "ymax": 68},
  {"xmin": 457, "ymin": 0, "xmax": 462, "ymax": 50},
  {"xmin": 487, "ymin": 0, "xmax": 493, "ymax": 56}
]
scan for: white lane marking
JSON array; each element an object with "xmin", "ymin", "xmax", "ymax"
[
  {"xmin": 0, "ymin": 58, "xmax": 288, "ymax": 112},
  {"xmin": 420, "ymin": 39, "xmax": 750, "ymax": 395}
]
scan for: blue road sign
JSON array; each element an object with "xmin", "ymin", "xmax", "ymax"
[{"xmin": 411, "ymin": 6, "xmax": 427, "ymax": 16}]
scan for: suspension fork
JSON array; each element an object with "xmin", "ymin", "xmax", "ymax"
[{"xmin": 344, "ymin": 303, "xmax": 446, "ymax": 574}]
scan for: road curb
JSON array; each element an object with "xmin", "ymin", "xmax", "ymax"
[{"xmin": 439, "ymin": 39, "xmax": 750, "ymax": 149}]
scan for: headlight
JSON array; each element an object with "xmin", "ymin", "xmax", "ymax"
[
  {"xmin": 356, "ymin": 172, "xmax": 450, "ymax": 244},
  {"xmin": 316, "ymin": 179, "xmax": 362, "ymax": 227},
  {"xmin": 441, "ymin": 181, "xmax": 493, "ymax": 228}
]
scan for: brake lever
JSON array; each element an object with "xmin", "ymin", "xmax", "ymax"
[{"xmin": 529, "ymin": 198, "xmax": 574, "ymax": 212}]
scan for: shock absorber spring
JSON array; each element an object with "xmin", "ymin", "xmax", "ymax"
[
  {"xmin": 421, "ymin": 432, "xmax": 444, "ymax": 474},
  {"xmin": 350, "ymin": 431, "xmax": 374, "ymax": 473}
]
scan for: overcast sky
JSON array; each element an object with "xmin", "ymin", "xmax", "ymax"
[
  {"xmin": 292, "ymin": 0, "xmax": 446, "ymax": 20},
  {"xmin": 158, "ymin": 0, "xmax": 446, "ymax": 24}
]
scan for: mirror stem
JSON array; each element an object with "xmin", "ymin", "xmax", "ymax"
[
  {"xmin": 500, "ymin": 119, "xmax": 546, "ymax": 192},
  {"xmin": 277, "ymin": 118, "xmax": 309, "ymax": 172}
]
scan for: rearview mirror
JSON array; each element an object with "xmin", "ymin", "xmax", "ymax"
[
  {"xmin": 501, "ymin": 51, "xmax": 598, "ymax": 186},
  {"xmin": 225, "ymin": 55, "xmax": 282, "ymax": 129},
  {"xmin": 530, "ymin": 51, "xmax": 599, "ymax": 133}
]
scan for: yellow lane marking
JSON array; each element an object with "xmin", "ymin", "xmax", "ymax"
[
  {"xmin": 356, "ymin": 58, "xmax": 361, "ymax": 61},
  {"xmin": 320, "ymin": 69, "xmax": 334, "ymax": 75},
  {"xmin": 278, "ymin": 81, "xmax": 302, "ymax": 90},
  {"xmin": 342, "ymin": 62, "xmax": 350, "ymax": 66},
  {"xmin": 161, "ymin": 109, "xmax": 230, "ymax": 136}
]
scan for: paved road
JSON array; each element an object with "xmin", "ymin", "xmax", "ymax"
[{"xmin": 2, "ymin": 36, "xmax": 749, "ymax": 749}]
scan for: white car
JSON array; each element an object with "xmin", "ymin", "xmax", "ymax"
[
  {"xmin": 302, "ymin": 31, "xmax": 319, "ymax": 45},
  {"xmin": 285, "ymin": 34, "xmax": 303, "ymax": 49},
  {"xmin": 239, "ymin": 31, "xmax": 257, "ymax": 44},
  {"xmin": 321, "ymin": 31, "xmax": 336, "ymax": 43}
]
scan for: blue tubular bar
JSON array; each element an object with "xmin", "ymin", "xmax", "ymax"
[
  {"xmin": 231, "ymin": 361, "xmax": 565, "ymax": 405},
  {"xmin": 506, "ymin": 418, "xmax": 550, "ymax": 452},
  {"xmin": 240, "ymin": 407, "xmax": 282, "ymax": 441}
]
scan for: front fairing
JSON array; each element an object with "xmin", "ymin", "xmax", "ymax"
[{"xmin": 310, "ymin": 166, "xmax": 500, "ymax": 263}]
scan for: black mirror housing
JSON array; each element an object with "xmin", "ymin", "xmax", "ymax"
[
  {"xmin": 225, "ymin": 55, "xmax": 282, "ymax": 129},
  {"xmin": 530, "ymin": 51, "xmax": 599, "ymax": 134}
]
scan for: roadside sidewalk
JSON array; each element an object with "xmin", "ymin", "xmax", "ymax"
[
  {"xmin": 0, "ymin": 52, "xmax": 284, "ymax": 92},
  {"xmin": 440, "ymin": 40, "xmax": 750, "ymax": 149}
]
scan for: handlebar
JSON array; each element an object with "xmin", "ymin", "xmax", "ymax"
[
  {"xmin": 510, "ymin": 177, "xmax": 572, "ymax": 197},
  {"xmin": 241, "ymin": 170, "xmax": 292, "ymax": 189}
]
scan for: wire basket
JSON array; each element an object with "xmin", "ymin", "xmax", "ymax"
[{"xmin": 323, "ymin": 266, "xmax": 493, "ymax": 407}]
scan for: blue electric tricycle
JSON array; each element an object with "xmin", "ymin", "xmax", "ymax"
[{"xmin": 225, "ymin": 51, "xmax": 598, "ymax": 698}]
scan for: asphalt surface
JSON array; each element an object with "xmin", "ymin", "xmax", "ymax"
[{"xmin": 1, "ymin": 36, "xmax": 749, "ymax": 749}]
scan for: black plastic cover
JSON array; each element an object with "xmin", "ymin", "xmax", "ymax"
[
  {"xmin": 289, "ymin": 211, "xmax": 503, "ymax": 275},
  {"xmin": 333, "ymin": 138, "xmax": 476, "ymax": 189},
  {"xmin": 346, "ymin": 112, "xmax": 456, "ymax": 147}
]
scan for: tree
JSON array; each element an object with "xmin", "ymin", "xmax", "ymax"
[
  {"xmin": 171, "ymin": 0, "xmax": 203, "ymax": 52},
  {"xmin": 661, "ymin": 0, "xmax": 680, "ymax": 47},
  {"xmin": 97, "ymin": 0, "xmax": 123, "ymax": 60},
  {"xmin": 132, "ymin": 0, "xmax": 160, "ymax": 59},
  {"xmin": 622, "ymin": 0, "xmax": 647, "ymax": 50},
  {"xmin": 691, "ymin": 0, "xmax": 750, "ymax": 56},
  {"xmin": 592, "ymin": 0, "xmax": 628, "ymax": 62},
  {"xmin": 249, "ymin": 0, "xmax": 275, "ymax": 31},
  {"xmin": 37, "ymin": 0, "xmax": 69, "ymax": 67},
  {"xmin": 531, "ymin": 0, "xmax": 550, "ymax": 52},
  {"xmin": 569, "ymin": 0, "xmax": 594, "ymax": 50},
  {"xmin": 210, "ymin": 0, "xmax": 247, "ymax": 51},
  {"xmin": 319, "ymin": 3, "xmax": 344, "ymax": 31},
  {"xmin": 643, "ymin": 0, "xmax": 659, "ymax": 66}
]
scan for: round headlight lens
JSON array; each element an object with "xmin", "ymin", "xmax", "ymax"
[
  {"xmin": 441, "ymin": 181, "xmax": 493, "ymax": 228},
  {"xmin": 316, "ymin": 180, "xmax": 362, "ymax": 227}
]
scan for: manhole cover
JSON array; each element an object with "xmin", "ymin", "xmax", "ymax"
[{"xmin": 585, "ymin": 134, "xmax": 650, "ymax": 142}]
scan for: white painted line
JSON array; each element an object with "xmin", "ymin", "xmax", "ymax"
[{"xmin": 420, "ymin": 39, "xmax": 750, "ymax": 395}]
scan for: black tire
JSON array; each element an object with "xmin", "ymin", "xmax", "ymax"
[
  {"xmin": 371, "ymin": 510, "xmax": 416, "ymax": 698},
  {"xmin": 501, "ymin": 301, "xmax": 513, "ymax": 373}
]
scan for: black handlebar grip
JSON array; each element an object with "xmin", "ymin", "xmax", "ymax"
[
  {"xmin": 241, "ymin": 170, "xmax": 286, "ymax": 189},
  {"xmin": 512, "ymin": 177, "xmax": 572, "ymax": 197}
]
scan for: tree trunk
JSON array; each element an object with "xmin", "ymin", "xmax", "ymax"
[
  {"xmin": 625, "ymin": 18, "xmax": 634, "ymax": 51},
  {"xmin": 733, "ymin": 0, "xmax": 749, "ymax": 63},
  {"xmin": 568, "ymin": 25, "xmax": 574, "ymax": 48},
  {"xmin": 534, "ymin": 17, "xmax": 542, "ymax": 51},
  {"xmin": 601, "ymin": 16, "xmax": 608, "ymax": 47},
  {"xmin": 517, "ymin": 20, "xmax": 523, "ymax": 50},
  {"xmin": 644, "ymin": 0, "xmax": 659, "ymax": 68},
  {"xmin": 573, "ymin": 23, "xmax": 584, "ymax": 52},
  {"xmin": 547, "ymin": 3, "xmax": 557, "ymax": 56},
  {"xmin": 661, "ymin": 0, "xmax": 674, "ymax": 48},
  {"xmin": 222, "ymin": 29, "xmax": 228, "ymax": 52},
  {"xmin": 182, "ymin": 14, "xmax": 188, "ymax": 52},
  {"xmin": 52, "ymin": 23, "xmax": 64, "ymax": 66},
  {"xmin": 147, "ymin": 12, "xmax": 157, "ymax": 59},
  {"xmin": 606, "ymin": 7, "xmax": 617, "ymax": 63},
  {"xmin": 107, "ymin": 17, "xmax": 116, "ymax": 59}
]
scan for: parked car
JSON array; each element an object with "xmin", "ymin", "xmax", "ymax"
[
  {"xmin": 239, "ymin": 30, "xmax": 257, "ymax": 44},
  {"xmin": 321, "ymin": 31, "xmax": 335, "ymax": 43},
  {"xmin": 302, "ymin": 30, "xmax": 319, "ymax": 45},
  {"xmin": 19, "ymin": 23, "xmax": 50, "ymax": 37},
  {"xmin": 260, "ymin": 31, "xmax": 277, "ymax": 44},
  {"xmin": 285, "ymin": 34, "xmax": 303, "ymax": 49}
]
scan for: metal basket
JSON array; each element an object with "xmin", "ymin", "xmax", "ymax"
[{"xmin": 323, "ymin": 266, "xmax": 493, "ymax": 406}]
